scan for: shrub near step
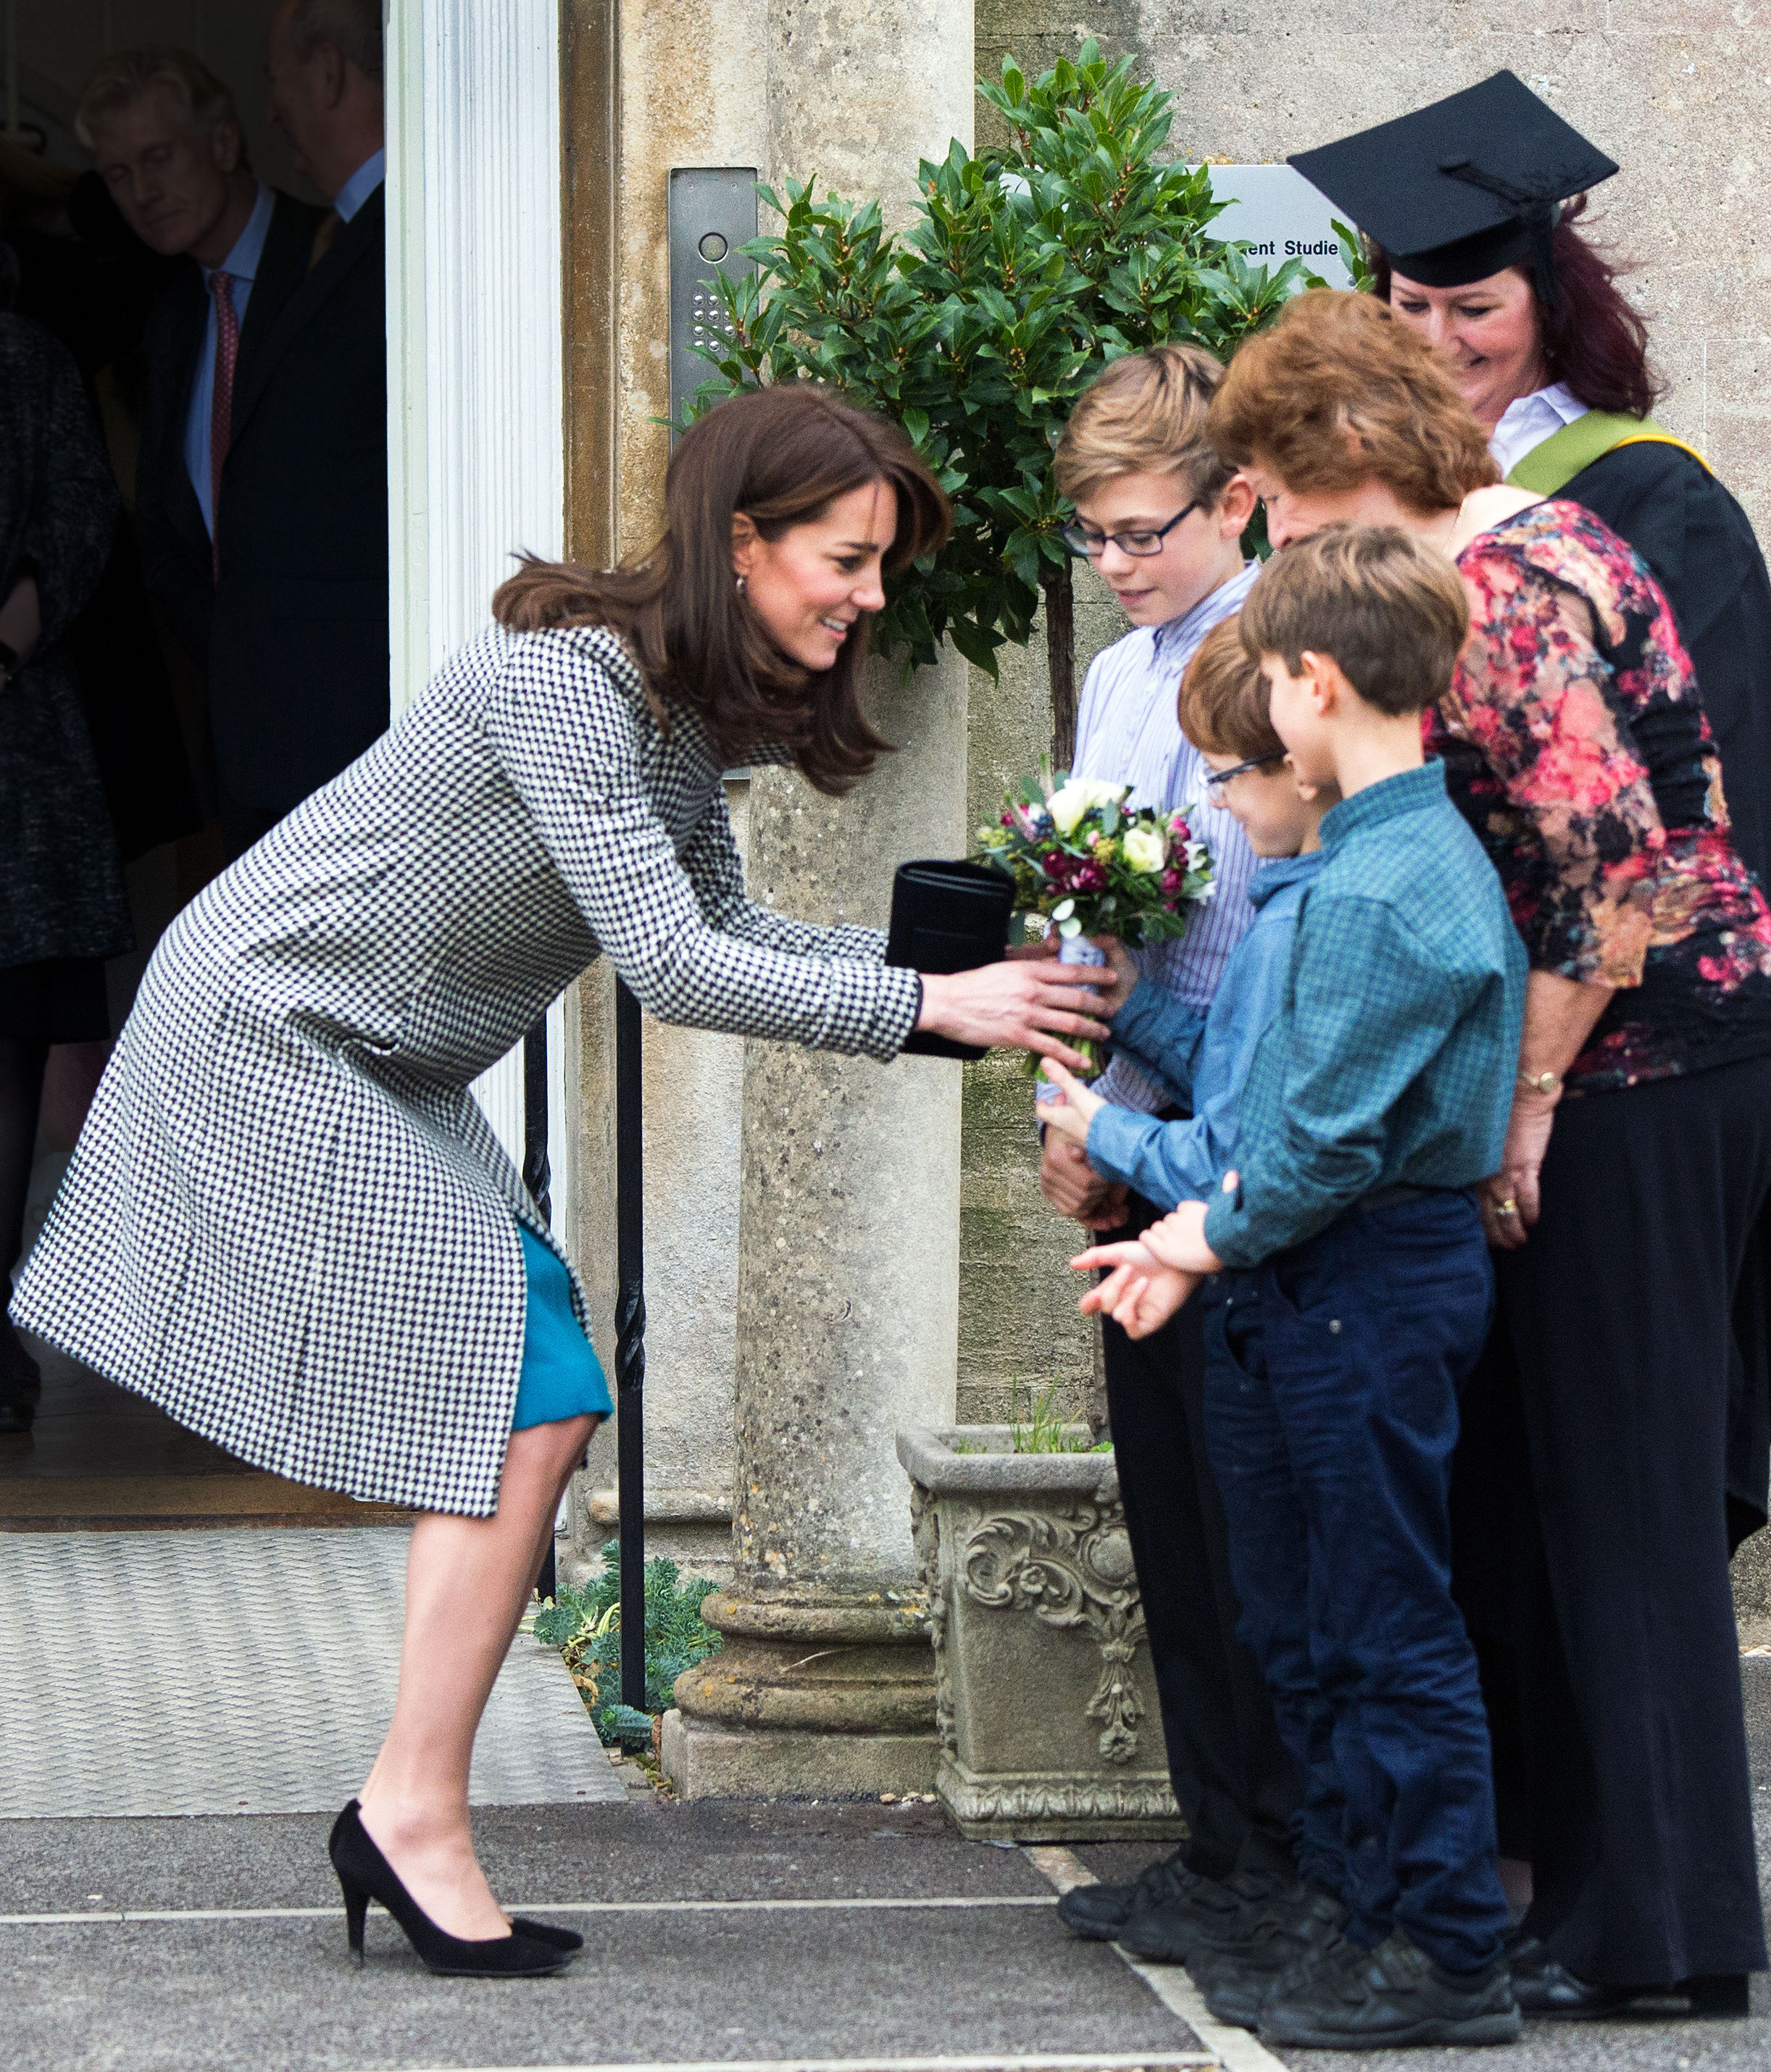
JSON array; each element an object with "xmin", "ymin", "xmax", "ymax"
[{"xmin": 534, "ymin": 1542, "xmax": 721, "ymax": 1746}]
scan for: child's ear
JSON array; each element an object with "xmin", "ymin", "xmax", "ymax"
[
  {"xmin": 1299, "ymin": 650, "xmax": 1338, "ymax": 714},
  {"xmin": 1216, "ymin": 473, "xmax": 1258, "ymax": 533}
]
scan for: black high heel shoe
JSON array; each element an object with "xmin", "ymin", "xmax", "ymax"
[
  {"xmin": 328, "ymin": 1800, "xmax": 572, "ymax": 1976},
  {"xmin": 509, "ymin": 1916, "xmax": 584, "ymax": 1953}
]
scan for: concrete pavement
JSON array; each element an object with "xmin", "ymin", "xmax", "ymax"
[{"xmin": 1, "ymin": 1663, "xmax": 1766, "ymax": 2072}]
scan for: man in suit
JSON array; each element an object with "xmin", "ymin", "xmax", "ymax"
[{"xmin": 79, "ymin": 22, "xmax": 388, "ymax": 860}]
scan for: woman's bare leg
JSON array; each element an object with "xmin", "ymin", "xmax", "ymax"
[{"xmin": 357, "ymin": 1413, "xmax": 598, "ymax": 1939}]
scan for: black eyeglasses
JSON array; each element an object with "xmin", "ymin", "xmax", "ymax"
[
  {"xmin": 1203, "ymin": 753, "xmax": 1286, "ymax": 793},
  {"xmin": 1060, "ymin": 501, "xmax": 1202, "ymax": 559}
]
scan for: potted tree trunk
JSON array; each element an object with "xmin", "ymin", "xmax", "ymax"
[{"xmin": 896, "ymin": 1423, "xmax": 1185, "ymax": 1842}]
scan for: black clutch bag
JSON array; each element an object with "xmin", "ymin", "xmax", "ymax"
[{"xmin": 886, "ymin": 858, "xmax": 1017, "ymax": 1061}]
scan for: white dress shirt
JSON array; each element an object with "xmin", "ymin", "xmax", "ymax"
[
  {"xmin": 333, "ymin": 149, "xmax": 386, "ymax": 225},
  {"xmin": 1488, "ymin": 380, "xmax": 1589, "ymax": 479},
  {"xmin": 1070, "ymin": 559, "xmax": 1263, "ymax": 1114},
  {"xmin": 183, "ymin": 183, "xmax": 275, "ymax": 538}
]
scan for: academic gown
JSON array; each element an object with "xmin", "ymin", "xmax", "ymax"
[{"xmin": 1512, "ymin": 427, "xmax": 1771, "ymax": 1548}]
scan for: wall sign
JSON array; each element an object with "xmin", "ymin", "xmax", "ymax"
[{"xmin": 1202, "ymin": 164, "xmax": 1354, "ymax": 290}]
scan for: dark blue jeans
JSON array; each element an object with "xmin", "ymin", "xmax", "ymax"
[{"xmin": 1199, "ymin": 1190, "xmax": 1509, "ymax": 1976}]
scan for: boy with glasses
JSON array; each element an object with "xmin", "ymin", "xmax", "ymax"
[{"xmin": 1045, "ymin": 348, "xmax": 1299, "ymax": 1955}]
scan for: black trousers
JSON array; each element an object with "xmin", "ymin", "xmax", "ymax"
[
  {"xmin": 1452, "ymin": 1056, "xmax": 1771, "ymax": 1985},
  {"xmin": 1101, "ymin": 1189, "xmax": 1299, "ymax": 1881}
]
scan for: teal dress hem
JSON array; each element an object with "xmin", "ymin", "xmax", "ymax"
[{"xmin": 510, "ymin": 1223, "xmax": 613, "ymax": 1429}]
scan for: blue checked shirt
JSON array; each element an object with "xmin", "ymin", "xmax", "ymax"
[
  {"xmin": 1071, "ymin": 561, "xmax": 1262, "ymax": 1114},
  {"xmin": 1201, "ymin": 761, "xmax": 1527, "ymax": 1269}
]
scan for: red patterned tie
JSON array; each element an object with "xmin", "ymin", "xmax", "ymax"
[{"xmin": 209, "ymin": 269, "xmax": 240, "ymax": 580}]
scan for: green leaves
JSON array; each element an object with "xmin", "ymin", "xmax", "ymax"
[
  {"xmin": 684, "ymin": 38, "xmax": 1314, "ymax": 685},
  {"xmin": 533, "ymin": 1542, "xmax": 721, "ymax": 1743}
]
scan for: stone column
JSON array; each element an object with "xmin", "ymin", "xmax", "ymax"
[
  {"xmin": 664, "ymin": 645, "xmax": 968, "ymax": 1795},
  {"xmin": 660, "ymin": 0, "xmax": 976, "ymax": 1799}
]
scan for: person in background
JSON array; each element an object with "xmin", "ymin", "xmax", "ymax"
[
  {"xmin": 1041, "ymin": 346, "xmax": 1300, "ymax": 1962},
  {"xmin": 0, "ymin": 314, "xmax": 132, "ymax": 1434},
  {"xmin": 1209, "ymin": 286, "xmax": 1771, "ymax": 2018},
  {"xmin": 78, "ymin": 48, "xmax": 324, "ymax": 859}
]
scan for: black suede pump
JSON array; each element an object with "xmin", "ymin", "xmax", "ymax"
[{"xmin": 328, "ymin": 1800, "xmax": 573, "ymax": 1976}]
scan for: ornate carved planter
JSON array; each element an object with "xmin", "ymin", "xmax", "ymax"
[{"xmin": 896, "ymin": 1425, "xmax": 1185, "ymax": 1844}]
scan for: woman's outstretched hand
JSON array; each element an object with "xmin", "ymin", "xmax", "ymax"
[{"xmin": 915, "ymin": 959, "xmax": 1110, "ymax": 1070}]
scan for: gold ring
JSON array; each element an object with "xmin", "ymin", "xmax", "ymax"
[{"xmin": 1495, "ymin": 1198, "xmax": 1519, "ymax": 1216}]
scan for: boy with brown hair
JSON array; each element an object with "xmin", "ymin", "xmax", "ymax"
[
  {"xmin": 1044, "ymin": 348, "xmax": 1301, "ymax": 1955},
  {"xmin": 1077, "ymin": 527, "xmax": 1528, "ymax": 2050}
]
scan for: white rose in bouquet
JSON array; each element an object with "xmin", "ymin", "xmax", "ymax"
[
  {"xmin": 1121, "ymin": 824, "xmax": 1168, "ymax": 874},
  {"xmin": 1046, "ymin": 777, "xmax": 1127, "ymax": 836}
]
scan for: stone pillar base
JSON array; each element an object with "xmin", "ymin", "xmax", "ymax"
[
  {"xmin": 662, "ymin": 1589, "xmax": 938, "ymax": 1799},
  {"xmin": 660, "ymin": 1709, "xmax": 938, "ymax": 1799}
]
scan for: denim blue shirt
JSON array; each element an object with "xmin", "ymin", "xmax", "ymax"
[
  {"xmin": 1071, "ymin": 561, "xmax": 1262, "ymax": 1112},
  {"xmin": 1084, "ymin": 851, "xmax": 1326, "ymax": 1209},
  {"xmin": 1201, "ymin": 761, "xmax": 1527, "ymax": 1269}
]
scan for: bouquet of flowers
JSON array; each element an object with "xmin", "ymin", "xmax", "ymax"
[{"xmin": 972, "ymin": 763, "xmax": 1215, "ymax": 1082}]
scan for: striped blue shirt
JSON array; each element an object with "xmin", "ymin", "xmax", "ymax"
[{"xmin": 1072, "ymin": 561, "xmax": 1262, "ymax": 1114}]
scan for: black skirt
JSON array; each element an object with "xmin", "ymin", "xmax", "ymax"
[
  {"xmin": 1452, "ymin": 1053, "xmax": 1771, "ymax": 1985},
  {"xmin": 0, "ymin": 956, "xmax": 110, "ymax": 1042}
]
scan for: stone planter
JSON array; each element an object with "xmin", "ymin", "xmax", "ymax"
[{"xmin": 896, "ymin": 1425, "xmax": 1185, "ymax": 1843}]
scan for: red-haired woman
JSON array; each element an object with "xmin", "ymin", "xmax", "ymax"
[{"xmin": 14, "ymin": 385, "xmax": 1104, "ymax": 1977}]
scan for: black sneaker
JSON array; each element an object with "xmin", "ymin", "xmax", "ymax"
[
  {"xmin": 1057, "ymin": 1848, "xmax": 1211, "ymax": 1942},
  {"xmin": 1259, "ymin": 1929, "xmax": 1522, "ymax": 2049},
  {"xmin": 1117, "ymin": 1866, "xmax": 1291, "ymax": 1966},
  {"xmin": 1185, "ymin": 1885, "xmax": 1351, "ymax": 2024}
]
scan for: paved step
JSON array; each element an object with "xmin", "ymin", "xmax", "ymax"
[{"xmin": 0, "ymin": 1527, "xmax": 622, "ymax": 1817}]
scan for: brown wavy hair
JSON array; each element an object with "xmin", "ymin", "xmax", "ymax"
[
  {"xmin": 494, "ymin": 385, "xmax": 951, "ymax": 796},
  {"xmin": 1372, "ymin": 198, "xmax": 1662, "ymax": 421},
  {"xmin": 1209, "ymin": 290, "xmax": 1499, "ymax": 514}
]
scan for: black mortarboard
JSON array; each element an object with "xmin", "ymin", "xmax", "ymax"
[{"xmin": 1287, "ymin": 72, "xmax": 1618, "ymax": 306}]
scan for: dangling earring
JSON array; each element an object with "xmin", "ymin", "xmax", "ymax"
[{"xmin": 735, "ymin": 572, "xmax": 747, "ymax": 596}]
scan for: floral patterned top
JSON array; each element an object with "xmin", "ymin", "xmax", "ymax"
[{"xmin": 1427, "ymin": 500, "xmax": 1771, "ymax": 1093}]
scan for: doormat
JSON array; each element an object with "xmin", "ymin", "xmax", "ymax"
[{"xmin": 0, "ymin": 1528, "xmax": 627, "ymax": 1818}]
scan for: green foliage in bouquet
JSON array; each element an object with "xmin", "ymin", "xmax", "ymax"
[
  {"xmin": 975, "ymin": 765, "xmax": 1214, "ymax": 946},
  {"xmin": 680, "ymin": 38, "xmax": 1316, "ymax": 764},
  {"xmin": 533, "ymin": 1542, "xmax": 721, "ymax": 1745},
  {"xmin": 975, "ymin": 763, "xmax": 1214, "ymax": 1079}
]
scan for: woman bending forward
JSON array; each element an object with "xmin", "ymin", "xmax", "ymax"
[{"xmin": 14, "ymin": 385, "xmax": 1103, "ymax": 1976}]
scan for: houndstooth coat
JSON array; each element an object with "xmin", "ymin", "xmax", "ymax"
[{"xmin": 14, "ymin": 624, "xmax": 920, "ymax": 1515}]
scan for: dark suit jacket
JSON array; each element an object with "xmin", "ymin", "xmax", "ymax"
[
  {"xmin": 135, "ymin": 189, "xmax": 322, "ymax": 680},
  {"xmin": 137, "ymin": 186, "xmax": 391, "ymax": 816}
]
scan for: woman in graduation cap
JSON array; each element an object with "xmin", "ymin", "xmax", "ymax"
[
  {"xmin": 1293, "ymin": 71, "xmax": 1771, "ymax": 924},
  {"xmin": 1296, "ymin": 75, "xmax": 1771, "ymax": 1571}
]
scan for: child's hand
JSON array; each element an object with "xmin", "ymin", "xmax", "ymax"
[
  {"xmin": 1087, "ymin": 935, "xmax": 1140, "ymax": 1016},
  {"xmin": 1038, "ymin": 1057, "xmax": 1104, "ymax": 1145},
  {"xmin": 1069, "ymin": 1239, "xmax": 1200, "ymax": 1340},
  {"xmin": 1138, "ymin": 1197, "xmax": 1223, "ymax": 1277}
]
